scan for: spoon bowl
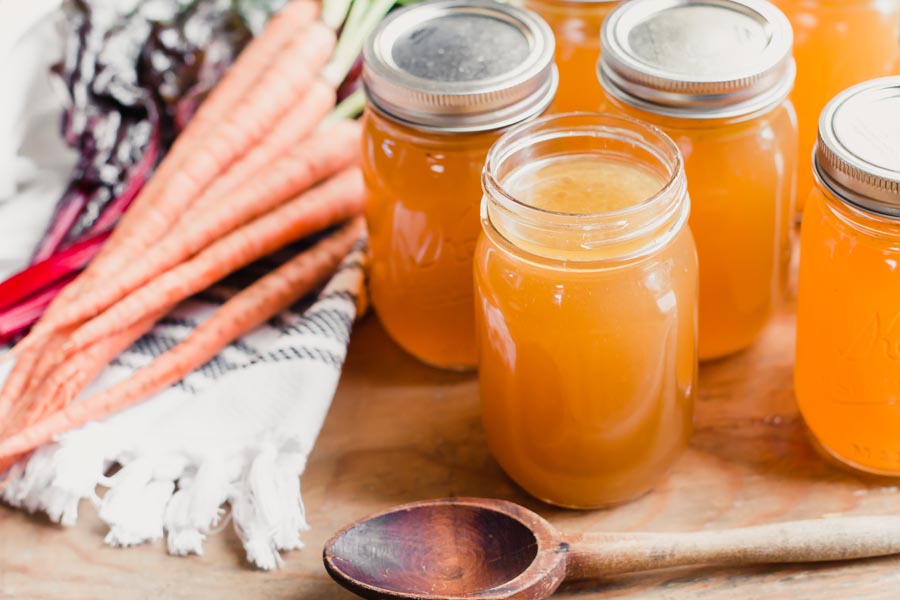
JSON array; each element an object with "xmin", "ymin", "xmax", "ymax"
[
  {"xmin": 324, "ymin": 497, "xmax": 900, "ymax": 600},
  {"xmin": 324, "ymin": 498, "xmax": 566, "ymax": 599}
]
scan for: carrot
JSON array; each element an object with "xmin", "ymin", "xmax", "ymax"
[
  {"xmin": 75, "ymin": 0, "xmax": 321, "ymax": 266},
  {"xmin": 0, "ymin": 5, "xmax": 333, "ymax": 409},
  {"xmin": 33, "ymin": 11, "xmax": 334, "ymax": 333},
  {"xmin": 0, "ymin": 312, "xmax": 167, "ymax": 484},
  {"xmin": 6, "ymin": 117, "xmax": 358, "ymax": 412},
  {"xmin": 49, "ymin": 119, "xmax": 360, "ymax": 334},
  {"xmin": 75, "ymin": 22, "xmax": 338, "ymax": 291},
  {"xmin": 0, "ymin": 218, "xmax": 364, "ymax": 461},
  {"xmin": 0, "ymin": 453, "xmax": 25, "ymax": 488},
  {"xmin": 41, "ymin": 0, "xmax": 322, "ymax": 315},
  {"xmin": 147, "ymin": 0, "xmax": 322, "ymax": 188},
  {"xmin": 60, "ymin": 167, "xmax": 364, "ymax": 358},
  {"xmin": 0, "ymin": 349, "xmax": 41, "ymax": 417},
  {"xmin": 20, "ymin": 121, "xmax": 362, "ymax": 399},
  {"xmin": 1, "ymin": 309, "xmax": 168, "ymax": 437},
  {"xmin": 176, "ymin": 80, "xmax": 336, "ymax": 218}
]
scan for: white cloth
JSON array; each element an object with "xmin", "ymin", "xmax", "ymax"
[
  {"xmin": 0, "ymin": 4, "xmax": 365, "ymax": 569},
  {"xmin": 0, "ymin": 0, "xmax": 76, "ymax": 278}
]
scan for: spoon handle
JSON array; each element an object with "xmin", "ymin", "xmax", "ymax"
[{"xmin": 564, "ymin": 515, "xmax": 900, "ymax": 580}]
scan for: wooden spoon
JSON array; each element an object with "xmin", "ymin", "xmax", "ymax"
[{"xmin": 323, "ymin": 497, "xmax": 900, "ymax": 599}]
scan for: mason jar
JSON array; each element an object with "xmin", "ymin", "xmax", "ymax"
[
  {"xmin": 361, "ymin": 0, "xmax": 557, "ymax": 370},
  {"xmin": 599, "ymin": 0, "xmax": 798, "ymax": 360},
  {"xmin": 475, "ymin": 113, "xmax": 698, "ymax": 508},
  {"xmin": 522, "ymin": 0, "xmax": 618, "ymax": 112},
  {"xmin": 771, "ymin": 0, "xmax": 900, "ymax": 211},
  {"xmin": 796, "ymin": 77, "xmax": 900, "ymax": 475}
]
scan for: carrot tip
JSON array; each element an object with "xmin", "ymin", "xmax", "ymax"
[
  {"xmin": 0, "ymin": 454, "xmax": 22, "ymax": 491},
  {"xmin": 11, "ymin": 328, "xmax": 49, "ymax": 357}
]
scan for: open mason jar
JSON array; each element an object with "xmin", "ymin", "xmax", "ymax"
[{"xmin": 475, "ymin": 113, "xmax": 698, "ymax": 508}]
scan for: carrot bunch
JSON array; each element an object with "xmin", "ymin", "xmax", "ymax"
[{"xmin": 0, "ymin": 0, "xmax": 386, "ymax": 474}]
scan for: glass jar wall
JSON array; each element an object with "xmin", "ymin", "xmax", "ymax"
[
  {"xmin": 523, "ymin": 0, "xmax": 618, "ymax": 112},
  {"xmin": 475, "ymin": 113, "xmax": 697, "ymax": 508},
  {"xmin": 362, "ymin": 112, "xmax": 502, "ymax": 368}
]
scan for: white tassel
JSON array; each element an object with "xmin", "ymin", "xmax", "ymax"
[
  {"xmin": 273, "ymin": 450, "xmax": 309, "ymax": 552},
  {"xmin": 99, "ymin": 459, "xmax": 174, "ymax": 547},
  {"xmin": 45, "ymin": 434, "xmax": 110, "ymax": 523},
  {"xmin": 1, "ymin": 446, "xmax": 92, "ymax": 527},
  {"xmin": 164, "ymin": 459, "xmax": 233, "ymax": 556},
  {"xmin": 2, "ymin": 445, "xmax": 58, "ymax": 512},
  {"xmin": 232, "ymin": 443, "xmax": 282, "ymax": 570},
  {"xmin": 232, "ymin": 442, "xmax": 311, "ymax": 570}
]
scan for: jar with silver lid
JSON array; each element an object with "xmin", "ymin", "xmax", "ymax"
[
  {"xmin": 522, "ymin": 0, "xmax": 619, "ymax": 112},
  {"xmin": 361, "ymin": 0, "xmax": 556, "ymax": 370},
  {"xmin": 598, "ymin": 0, "xmax": 798, "ymax": 361},
  {"xmin": 770, "ymin": 0, "xmax": 900, "ymax": 212},
  {"xmin": 795, "ymin": 77, "xmax": 900, "ymax": 476}
]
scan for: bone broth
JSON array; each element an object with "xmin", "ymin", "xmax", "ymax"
[
  {"xmin": 796, "ymin": 78, "xmax": 900, "ymax": 475},
  {"xmin": 475, "ymin": 114, "xmax": 698, "ymax": 508},
  {"xmin": 362, "ymin": 0, "xmax": 556, "ymax": 370},
  {"xmin": 600, "ymin": 0, "xmax": 798, "ymax": 360}
]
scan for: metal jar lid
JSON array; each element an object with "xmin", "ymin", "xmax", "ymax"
[
  {"xmin": 815, "ymin": 77, "xmax": 900, "ymax": 217},
  {"xmin": 599, "ymin": 0, "xmax": 795, "ymax": 119},
  {"xmin": 363, "ymin": 0, "xmax": 557, "ymax": 132}
]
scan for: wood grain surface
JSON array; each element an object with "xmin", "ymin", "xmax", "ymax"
[{"xmin": 3, "ymin": 272, "xmax": 900, "ymax": 599}]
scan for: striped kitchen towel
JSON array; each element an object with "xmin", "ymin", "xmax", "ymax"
[{"xmin": 0, "ymin": 238, "xmax": 367, "ymax": 570}]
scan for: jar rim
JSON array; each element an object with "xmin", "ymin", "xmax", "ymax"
[
  {"xmin": 481, "ymin": 112, "xmax": 691, "ymax": 264},
  {"xmin": 483, "ymin": 111, "xmax": 684, "ymax": 222}
]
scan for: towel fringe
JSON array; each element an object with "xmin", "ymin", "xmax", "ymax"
[
  {"xmin": 231, "ymin": 442, "xmax": 308, "ymax": 570},
  {"xmin": 100, "ymin": 459, "xmax": 173, "ymax": 547},
  {"xmin": 1, "ymin": 443, "xmax": 98, "ymax": 526},
  {"xmin": 165, "ymin": 458, "xmax": 232, "ymax": 556}
]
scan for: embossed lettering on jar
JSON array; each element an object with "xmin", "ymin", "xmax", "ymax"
[
  {"xmin": 476, "ymin": 114, "xmax": 698, "ymax": 509},
  {"xmin": 361, "ymin": 0, "xmax": 557, "ymax": 370},
  {"xmin": 796, "ymin": 77, "xmax": 900, "ymax": 475},
  {"xmin": 599, "ymin": 0, "xmax": 798, "ymax": 361},
  {"xmin": 523, "ymin": 0, "xmax": 619, "ymax": 112}
]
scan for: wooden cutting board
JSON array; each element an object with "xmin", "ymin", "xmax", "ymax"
[{"xmin": 1, "ymin": 259, "xmax": 899, "ymax": 599}]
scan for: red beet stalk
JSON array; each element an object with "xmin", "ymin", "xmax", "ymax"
[
  {"xmin": 0, "ymin": 273, "xmax": 79, "ymax": 345},
  {"xmin": 0, "ymin": 231, "xmax": 109, "ymax": 314},
  {"xmin": 30, "ymin": 185, "xmax": 90, "ymax": 264}
]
